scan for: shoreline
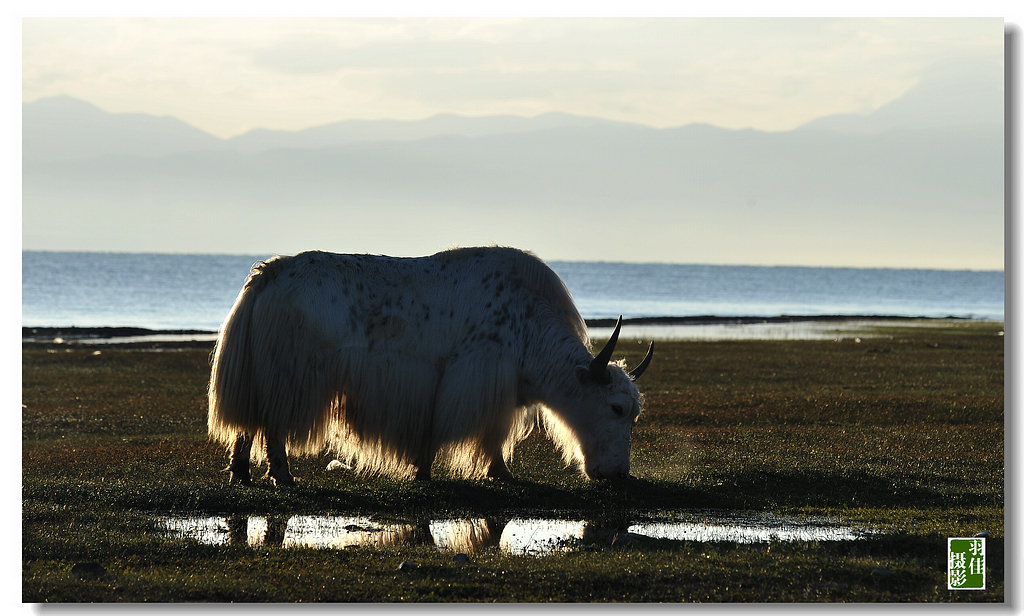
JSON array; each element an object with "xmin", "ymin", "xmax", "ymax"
[
  {"xmin": 22, "ymin": 326, "xmax": 215, "ymax": 339},
  {"xmin": 21, "ymin": 326, "xmax": 218, "ymax": 350},
  {"xmin": 581, "ymin": 314, "xmax": 979, "ymax": 327},
  {"xmin": 21, "ymin": 314, "xmax": 990, "ymax": 336},
  {"xmin": 21, "ymin": 315, "xmax": 1000, "ymax": 349}
]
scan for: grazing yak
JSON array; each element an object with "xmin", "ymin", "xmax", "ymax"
[{"xmin": 207, "ymin": 247, "xmax": 653, "ymax": 485}]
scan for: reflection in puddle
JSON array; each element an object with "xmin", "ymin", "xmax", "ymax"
[{"xmin": 156, "ymin": 512, "xmax": 871, "ymax": 555}]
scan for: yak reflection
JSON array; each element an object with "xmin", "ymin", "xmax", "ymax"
[
  {"xmin": 191, "ymin": 515, "xmax": 635, "ymax": 553},
  {"xmin": 161, "ymin": 513, "xmax": 869, "ymax": 554},
  {"xmin": 217, "ymin": 515, "xmax": 507, "ymax": 552}
]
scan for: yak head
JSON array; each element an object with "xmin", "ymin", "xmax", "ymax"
[{"xmin": 544, "ymin": 316, "xmax": 654, "ymax": 480}]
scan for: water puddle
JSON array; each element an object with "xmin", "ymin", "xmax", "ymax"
[{"xmin": 155, "ymin": 511, "xmax": 872, "ymax": 555}]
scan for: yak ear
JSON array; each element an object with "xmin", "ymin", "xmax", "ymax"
[{"xmin": 575, "ymin": 365, "xmax": 592, "ymax": 384}]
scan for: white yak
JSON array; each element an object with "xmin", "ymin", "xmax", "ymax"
[{"xmin": 207, "ymin": 247, "xmax": 653, "ymax": 485}]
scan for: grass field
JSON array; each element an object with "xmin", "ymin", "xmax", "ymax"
[{"xmin": 22, "ymin": 320, "xmax": 1005, "ymax": 602}]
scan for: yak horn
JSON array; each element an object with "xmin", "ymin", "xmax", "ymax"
[
  {"xmin": 628, "ymin": 342, "xmax": 654, "ymax": 381},
  {"xmin": 589, "ymin": 316, "xmax": 622, "ymax": 381}
]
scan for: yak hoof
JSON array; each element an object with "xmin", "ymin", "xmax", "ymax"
[
  {"xmin": 273, "ymin": 476, "xmax": 298, "ymax": 488},
  {"xmin": 267, "ymin": 473, "xmax": 299, "ymax": 487},
  {"xmin": 223, "ymin": 467, "xmax": 252, "ymax": 485}
]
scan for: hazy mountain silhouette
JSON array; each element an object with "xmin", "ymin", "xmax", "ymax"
[
  {"xmin": 21, "ymin": 66, "xmax": 1003, "ymax": 263},
  {"xmin": 23, "ymin": 96, "xmax": 647, "ymax": 161},
  {"xmin": 227, "ymin": 112, "xmax": 643, "ymax": 154},
  {"xmin": 796, "ymin": 59, "xmax": 1003, "ymax": 134},
  {"xmin": 23, "ymin": 95, "xmax": 226, "ymax": 162},
  {"xmin": 22, "ymin": 64, "xmax": 1001, "ymax": 164}
]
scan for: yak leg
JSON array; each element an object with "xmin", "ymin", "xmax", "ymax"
[
  {"xmin": 225, "ymin": 432, "xmax": 253, "ymax": 485},
  {"xmin": 265, "ymin": 436, "xmax": 297, "ymax": 487},
  {"xmin": 484, "ymin": 420, "xmax": 515, "ymax": 480},
  {"xmin": 485, "ymin": 433, "xmax": 514, "ymax": 480},
  {"xmin": 486, "ymin": 455, "xmax": 514, "ymax": 480},
  {"xmin": 414, "ymin": 444, "xmax": 437, "ymax": 481}
]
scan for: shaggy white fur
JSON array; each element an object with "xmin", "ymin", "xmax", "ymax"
[{"xmin": 207, "ymin": 246, "xmax": 649, "ymax": 481}]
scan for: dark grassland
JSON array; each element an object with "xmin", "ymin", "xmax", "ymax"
[{"xmin": 22, "ymin": 321, "xmax": 1004, "ymax": 602}]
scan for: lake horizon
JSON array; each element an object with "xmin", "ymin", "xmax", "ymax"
[{"xmin": 22, "ymin": 250, "xmax": 1004, "ymax": 332}]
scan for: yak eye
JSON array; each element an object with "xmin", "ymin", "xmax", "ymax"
[{"xmin": 611, "ymin": 404, "xmax": 624, "ymax": 416}]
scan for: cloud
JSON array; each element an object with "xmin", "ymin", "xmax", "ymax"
[{"xmin": 240, "ymin": 20, "xmax": 639, "ymax": 75}]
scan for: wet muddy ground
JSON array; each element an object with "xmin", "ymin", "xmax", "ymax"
[{"xmin": 22, "ymin": 324, "xmax": 1004, "ymax": 602}]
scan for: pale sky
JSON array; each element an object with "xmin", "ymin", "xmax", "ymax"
[{"xmin": 21, "ymin": 17, "xmax": 1003, "ymax": 137}]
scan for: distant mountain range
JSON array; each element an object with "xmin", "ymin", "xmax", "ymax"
[
  {"xmin": 20, "ymin": 66, "xmax": 1004, "ymax": 266},
  {"xmin": 23, "ymin": 96, "xmax": 646, "ymax": 162},
  {"xmin": 22, "ymin": 61, "xmax": 1004, "ymax": 163}
]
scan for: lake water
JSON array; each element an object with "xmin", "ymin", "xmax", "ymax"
[{"xmin": 21, "ymin": 251, "xmax": 1003, "ymax": 331}]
